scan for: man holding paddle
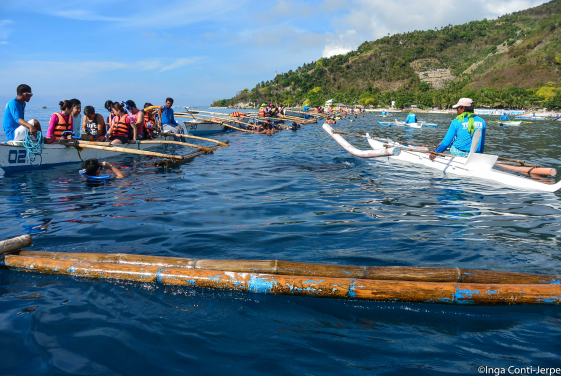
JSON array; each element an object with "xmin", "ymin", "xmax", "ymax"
[{"xmin": 429, "ymin": 98, "xmax": 486, "ymax": 160}]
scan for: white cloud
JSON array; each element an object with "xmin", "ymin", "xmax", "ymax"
[
  {"xmin": 51, "ymin": 10, "xmax": 122, "ymax": 21},
  {"xmin": 160, "ymin": 58, "xmax": 201, "ymax": 72},
  {"xmin": 322, "ymin": 30, "xmax": 362, "ymax": 58},
  {"xmin": 0, "ymin": 19, "xmax": 14, "ymax": 40},
  {"xmin": 0, "ymin": 41, "xmax": 8, "ymax": 45}
]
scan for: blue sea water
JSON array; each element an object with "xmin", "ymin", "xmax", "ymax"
[{"xmin": 0, "ymin": 107, "xmax": 560, "ymax": 375}]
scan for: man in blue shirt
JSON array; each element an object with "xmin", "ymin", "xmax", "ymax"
[
  {"xmin": 405, "ymin": 112, "xmax": 417, "ymax": 123},
  {"xmin": 160, "ymin": 97, "xmax": 183, "ymax": 134},
  {"xmin": 429, "ymin": 98, "xmax": 486, "ymax": 160},
  {"xmin": 500, "ymin": 113, "xmax": 509, "ymax": 121},
  {"xmin": 3, "ymin": 84, "xmax": 41, "ymax": 141}
]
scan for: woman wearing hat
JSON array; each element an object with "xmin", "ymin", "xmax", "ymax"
[{"xmin": 429, "ymin": 98, "xmax": 486, "ymax": 160}]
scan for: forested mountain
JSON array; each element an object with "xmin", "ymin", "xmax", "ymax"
[{"xmin": 213, "ymin": 0, "xmax": 561, "ymax": 109}]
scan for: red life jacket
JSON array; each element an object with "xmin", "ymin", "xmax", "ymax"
[
  {"xmin": 112, "ymin": 115, "xmax": 130, "ymax": 138},
  {"xmin": 52, "ymin": 112, "xmax": 73, "ymax": 139}
]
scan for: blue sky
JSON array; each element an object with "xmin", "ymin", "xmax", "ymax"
[{"xmin": 0, "ymin": 0, "xmax": 547, "ymax": 107}]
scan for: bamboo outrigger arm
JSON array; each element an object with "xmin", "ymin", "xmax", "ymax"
[{"xmin": 0, "ymin": 235, "xmax": 560, "ymax": 305}]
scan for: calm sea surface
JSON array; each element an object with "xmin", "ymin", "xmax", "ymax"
[{"xmin": 0, "ymin": 107, "xmax": 560, "ymax": 375}]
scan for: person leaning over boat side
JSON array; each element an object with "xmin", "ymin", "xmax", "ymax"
[
  {"xmin": 83, "ymin": 158, "xmax": 124, "ymax": 179},
  {"xmin": 125, "ymin": 100, "xmax": 144, "ymax": 140},
  {"xmin": 46, "ymin": 100, "xmax": 74, "ymax": 143},
  {"xmin": 2, "ymin": 84, "xmax": 41, "ymax": 142},
  {"xmin": 81, "ymin": 106, "xmax": 106, "ymax": 142},
  {"xmin": 429, "ymin": 98, "xmax": 486, "ymax": 161},
  {"xmin": 70, "ymin": 99, "xmax": 81, "ymax": 134},
  {"xmin": 107, "ymin": 102, "xmax": 133, "ymax": 145}
]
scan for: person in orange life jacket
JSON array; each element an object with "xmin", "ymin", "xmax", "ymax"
[
  {"xmin": 124, "ymin": 100, "xmax": 145, "ymax": 140},
  {"xmin": 45, "ymin": 100, "xmax": 74, "ymax": 143},
  {"xmin": 81, "ymin": 106, "xmax": 106, "ymax": 142},
  {"xmin": 143, "ymin": 103, "xmax": 158, "ymax": 129},
  {"xmin": 83, "ymin": 158, "xmax": 125, "ymax": 179},
  {"xmin": 70, "ymin": 99, "xmax": 81, "ymax": 134},
  {"xmin": 3, "ymin": 84, "xmax": 42, "ymax": 142},
  {"xmin": 107, "ymin": 102, "xmax": 133, "ymax": 145}
]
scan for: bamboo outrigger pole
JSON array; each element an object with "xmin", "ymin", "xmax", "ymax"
[
  {"xmin": 1, "ymin": 249, "xmax": 560, "ymax": 305},
  {"xmin": 74, "ymin": 143, "xmax": 187, "ymax": 160},
  {"xmin": 160, "ymin": 133, "xmax": 229, "ymax": 147},
  {"xmin": 0, "ymin": 233, "xmax": 560, "ymax": 306}
]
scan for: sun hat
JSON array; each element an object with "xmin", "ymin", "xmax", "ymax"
[{"xmin": 452, "ymin": 98, "xmax": 473, "ymax": 108}]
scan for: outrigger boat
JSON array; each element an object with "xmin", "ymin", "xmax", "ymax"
[
  {"xmin": 323, "ymin": 124, "xmax": 561, "ymax": 192},
  {"xmin": 183, "ymin": 119, "xmax": 226, "ymax": 135},
  {"xmin": 394, "ymin": 119, "xmax": 422, "ymax": 128},
  {"xmin": 0, "ymin": 133, "xmax": 209, "ymax": 173}
]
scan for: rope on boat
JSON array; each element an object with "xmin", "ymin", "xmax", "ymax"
[{"xmin": 23, "ymin": 131, "xmax": 44, "ymax": 166}]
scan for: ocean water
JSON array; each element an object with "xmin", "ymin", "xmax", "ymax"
[{"xmin": 0, "ymin": 108, "xmax": 560, "ymax": 375}]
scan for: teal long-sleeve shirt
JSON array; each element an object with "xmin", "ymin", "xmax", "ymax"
[{"xmin": 435, "ymin": 115, "xmax": 486, "ymax": 153}]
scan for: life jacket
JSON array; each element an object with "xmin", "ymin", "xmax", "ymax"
[
  {"xmin": 258, "ymin": 108, "xmax": 265, "ymax": 117},
  {"xmin": 52, "ymin": 112, "xmax": 73, "ymax": 139},
  {"xmin": 112, "ymin": 115, "xmax": 130, "ymax": 138},
  {"xmin": 230, "ymin": 112, "xmax": 246, "ymax": 117}
]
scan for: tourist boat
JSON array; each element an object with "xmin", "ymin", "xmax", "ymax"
[
  {"xmin": 421, "ymin": 122, "xmax": 438, "ymax": 128},
  {"xmin": 285, "ymin": 110, "xmax": 313, "ymax": 119},
  {"xmin": 393, "ymin": 119, "xmax": 422, "ymax": 128},
  {"xmin": 515, "ymin": 116, "xmax": 546, "ymax": 120},
  {"xmin": 323, "ymin": 124, "xmax": 561, "ymax": 192},
  {"xmin": 498, "ymin": 121, "xmax": 522, "ymax": 126},
  {"xmin": 0, "ymin": 136, "xmax": 182, "ymax": 173},
  {"xmin": 183, "ymin": 119, "xmax": 226, "ymax": 135}
]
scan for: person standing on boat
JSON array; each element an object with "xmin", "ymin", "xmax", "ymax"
[
  {"xmin": 2, "ymin": 84, "xmax": 42, "ymax": 141},
  {"xmin": 405, "ymin": 112, "xmax": 417, "ymax": 124},
  {"xmin": 429, "ymin": 98, "xmax": 486, "ymax": 160}
]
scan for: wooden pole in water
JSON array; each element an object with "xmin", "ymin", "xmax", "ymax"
[
  {"xmin": 2, "ymin": 253, "xmax": 560, "ymax": 305},
  {"xmin": 0, "ymin": 235, "xmax": 32, "ymax": 255},
  {"xmin": 11, "ymin": 250, "xmax": 561, "ymax": 285}
]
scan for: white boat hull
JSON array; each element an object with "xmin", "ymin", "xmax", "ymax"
[
  {"xmin": 394, "ymin": 120, "xmax": 422, "ymax": 128},
  {"xmin": 0, "ymin": 138, "xmax": 169, "ymax": 172},
  {"xmin": 364, "ymin": 137, "xmax": 561, "ymax": 192},
  {"xmin": 183, "ymin": 120, "xmax": 225, "ymax": 135}
]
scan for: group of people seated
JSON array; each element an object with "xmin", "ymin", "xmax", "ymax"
[
  {"xmin": 2, "ymin": 84, "xmax": 183, "ymax": 146},
  {"xmin": 258, "ymin": 103, "xmax": 287, "ymax": 118}
]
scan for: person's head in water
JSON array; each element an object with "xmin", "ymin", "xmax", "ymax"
[{"xmin": 84, "ymin": 158, "xmax": 101, "ymax": 176}]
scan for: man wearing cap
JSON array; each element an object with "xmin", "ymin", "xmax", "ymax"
[{"xmin": 429, "ymin": 98, "xmax": 486, "ymax": 160}]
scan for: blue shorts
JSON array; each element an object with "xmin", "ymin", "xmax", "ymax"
[{"xmin": 450, "ymin": 146, "xmax": 469, "ymax": 157}]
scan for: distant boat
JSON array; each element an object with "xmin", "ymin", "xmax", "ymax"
[{"xmin": 516, "ymin": 116, "xmax": 546, "ymax": 120}]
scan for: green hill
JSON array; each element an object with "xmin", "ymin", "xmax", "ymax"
[{"xmin": 213, "ymin": 0, "xmax": 561, "ymax": 109}]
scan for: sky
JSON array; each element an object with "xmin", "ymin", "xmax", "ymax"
[{"xmin": 0, "ymin": 0, "xmax": 548, "ymax": 107}]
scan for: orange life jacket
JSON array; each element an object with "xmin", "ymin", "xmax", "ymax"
[
  {"xmin": 258, "ymin": 108, "xmax": 265, "ymax": 117},
  {"xmin": 52, "ymin": 112, "xmax": 73, "ymax": 139},
  {"xmin": 112, "ymin": 115, "xmax": 130, "ymax": 138},
  {"xmin": 230, "ymin": 112, "xmax": 246, "ymax": 117}
]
